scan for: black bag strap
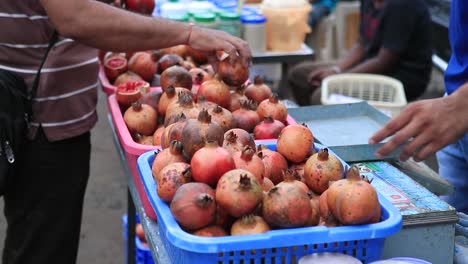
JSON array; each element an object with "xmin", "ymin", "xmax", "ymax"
[{"xmin": 28, "ymin": 30, "xmax": 59, "ymax": 101}]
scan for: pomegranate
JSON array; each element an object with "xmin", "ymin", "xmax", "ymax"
[
  {"xmin": 262, "ymin": 184, "xmax": 312, "ymax": 228},
  {"xmin": 262, "ymin": 177, "xmax": 274, "ymax": 193},
  {"xmin": 160, "ymin": 45, "xmax": 188, "ymax": 59},
  {"xmin": 187, "ymin": 46, "xmax": 208, "ymax": 65},
  {"xmin": 138, "ymin": 90, "xmax": 162, "ymax": 112},
  {"xmin": 115, "ymin": 80, "xmax": 149, "ymax": 108},
  {"xmin": 192, "ymin": 225, "xmax": 228, "ymax": 237},
  {"xmin": 181, "ymin": 109, "xmax": 224, "ymax": 159},
  {"xmin": 197, "ymin": 78, "xmax": 231, "ymax": 109},
  {"xmin": 231, "ymin": 100, "xmax": 261, "ymax": 133},
  {"xmin": 232, "ymin": 145, "xmax": 265, "ymax": 184},
  {"xmin": 256, "ymin": 145, "xmax": 289, "ymax": 185},
  {"xmin": 123, "ymin": 102, "xmax": 158, "ymax": 136},
  {"xmin": 277, "ymin": 123, "xmax": 314, "ymax": 163},
  {"xmin": 230, "ymin": 214, "xmax": 270, "ymax": 236},
  {"xmin": 160, "ymin": 65, "xmax": 193, "ymax": 92},
  {"xmin": 190, "ymin": 141, "xmax": 236, "ymax": 187},
  {"xmin": 228, "ymin": 85, "xmax": 249, "ymax": 112},
  {"xmin": 164, "ymin": 93, "xmax": 200, "ymax": 126},
  {"xmin": 113, "ymin": 71, "xmax": 143, "ymax": 86},
  {"xmin": 152, "ymin": 126, "xmax": 165, "ymax": 146},
  {"xmin": 305, "ymin": 195, "xmax": 321, "ymax": 227},
  {"xmin": 189, "ymin": 67, "xmax": 212, "ymax": 86},
  {"xmin": 244, "ymin": 76, "xmax": 272, "ymax": 104},
  {"xmin": 217, "ymin": 54, "xmax": 249, "ymax": 87},
  {"xmin": 195, "ymin": 94, "xmax": 217, "ymax": 112},
  {"xmin": 318, "ymin": 189, "xmax": 340, "ymax": 227},
  {"xmin": 327, "ymin": 165, "xmax": 380, "ymax": 225},
  {"xmin": 215, "ymin": 170, "xmax": 263, "ymax": 218},
  {"xmin": 103, "ymin": 53, "xmax": 127, "ymax": 82},
  {"xmin": 157, "ymin": 162, "xmax": 192, "ymax": 202},
  {"xmin": 160, "ymin": 115, "xmax": 187, "ymax": 149},
  {"xmin": 158, "ymin": 54, "xmax": 184, "ymax": 73},
  {"xmin": 303, "ymin": 148, "xmax": 344, "ymax": 194},
  {"xmin": 170, "ymin": 182, "xmax": 217, "ymax": 230},
  {"xmin": 135, "ymin": 133, "xmax": 153, "ymax": 146},
  {"xmin": 277, "ymin": 168, "xmax": 309, "ymax": 194},
  {"xmin": 257, "ymin": 94, "xmax": 288, "ymax": 124},
  {"xmin": 208, "ymin": 105, "xmax": 235, "ymax": 133},
  {"xmin": 222, "ymin": 129, "xmax": 256, "ymax": 154},
  {"xmin": 125, "ymin": 0, "xmax": 155, "ymax": 14},
  {"xmin": 128, "ymin": 51, "xmax": 158, "ymax": 82},
  {"xmin": 152, "ymin": 140, "xmax": 186, "ymax": 178},
  {"xmin": 157, "ymin": 85, "xmax": 191, "ymax": 116},
  {"xmin": 214, "ymin": 205, "xmax": 235, "ymax": 230},
  {"xmin": 253, "ymin": 116, "xmax": 285, "ymax": 139}
]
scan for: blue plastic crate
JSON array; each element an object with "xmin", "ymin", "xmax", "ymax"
[
  {"xmin": 122, "ymin": 214, "xmax": 155, "ymax": 264},
  {"xmin": 137, "ymin": 142, "xmax": 402, "ymax": 264}
]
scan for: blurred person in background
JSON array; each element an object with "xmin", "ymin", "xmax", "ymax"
[
  {"xmin": 289, "ymin": 0, "xmax": 433, "ymax": 106},
  {"xmin": 308, "ymin": 0, "xmax": 338, "ymax": 29},
  {"xmin": 369, "ymin": 0, "xmax": 468, "ymax": 214},
  {"xmin": 0, "ymin": 1, "xmax": 251, "ymax": 264}
]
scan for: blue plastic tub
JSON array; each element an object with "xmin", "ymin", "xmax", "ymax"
[
  {"xmin": 122, "ymin": 214, "xmax": 155, "ymax": 264},
  {"xmin": 137, "ymin": 142, "xmax": 402, "ymax": 264}
]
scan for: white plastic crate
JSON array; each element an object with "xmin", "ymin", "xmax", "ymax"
[{"xmin": 321, "ymin": 73, "xmax": 408, "ymax": 117}]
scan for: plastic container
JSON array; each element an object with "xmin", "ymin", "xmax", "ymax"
[
  {"xmin": 321, "ymin": 73, "xmax": 408, "ymax": 118},
  {"xmin": 107, "ymin": 92, "xmax": 162, "ymax": 220},
  {"xmin": 192, "ymin": 12, "xmax": 217, "ymax": 30},
  {"xmin": 217, "ymin": 11, "xmax": 242, "ymax": 37},
  {"xmin": 260, "ymin": 0, "xmax": 312, "ymax": 51},
  {"xmin": 241, "ymin": 14, "xmax": 267, "ymax": 53},
  {"xmin": 159, "ymin": 0, "xmax": 188, "ymax": 19},
  {"xmin": 136, "ymin": 142, "xmax": 403, "ymax": 264},
  {"xmin": 187, "ymin": 0, "xmax": 215, "ymax": 15},
  {"xmin": 166, "ymin": 13, "xmax": 190, "ymax": 22},
  {"xmin": 122, "ymin": 214, "xmax": 155, "ymax": 264},
  {"xmin": 370, "ymin": 257, "xmax": 432, "ymax": 264}
]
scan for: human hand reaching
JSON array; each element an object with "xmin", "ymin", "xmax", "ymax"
[
  {"xmin": 187, "ymin": 26, "xmax": 252, "ymax": 70},
  {"xmin": 369, "ymin": 95, "xmax": 468, "ymax": 162}
]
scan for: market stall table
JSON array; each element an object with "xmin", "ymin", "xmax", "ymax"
[{"xmin": 108, "ymin": 114, "xmax": 170, "ymax": 264}]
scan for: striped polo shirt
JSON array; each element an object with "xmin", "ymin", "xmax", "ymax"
[{"xmin": 0, "ymin": 1, "xmax": 99, "ymax": 141}]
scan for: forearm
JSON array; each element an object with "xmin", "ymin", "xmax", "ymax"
[
  {"xmin": 41, "ymin": 0, "xmax": 190, "ymax": 52},
  {"xmin": 337, "ymin": 42, "xmax": 366, "ymax": 71},
  {"xmin": 446, "ymin": 82, "xmax": 468, "ymax": 131}
]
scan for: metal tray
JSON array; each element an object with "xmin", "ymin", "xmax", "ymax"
[{"xmin": 287, "ymin": 102, "xmax": 403, "ymax": 162}]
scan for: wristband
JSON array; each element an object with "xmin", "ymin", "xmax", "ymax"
[{"xmin": 186, "ymin": 23, "xmax": 194, "ymax": 45}]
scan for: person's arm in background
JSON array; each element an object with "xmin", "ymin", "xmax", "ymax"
[
  {"xmin": 369, "ymin": 82, "xmax": 468, "ymax": 162},
  {"xmin": 40, "ymin": 0, "xmax": 251, "ymax": 66}
]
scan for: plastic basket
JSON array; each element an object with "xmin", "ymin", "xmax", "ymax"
[
  {"xmin": 321, "ymin": 73, "xmax": 408, "ymax": 118},
  {"xmin": 137, "ymin": 142, "xmax": 402, "ymax": 264},
  {"xmin": 108, "ymin": 92, "xmax": 162, "ymax": 220},
  {"xmin": 122, "ymin": 214, "xmax": 155, "ymax": 264}
]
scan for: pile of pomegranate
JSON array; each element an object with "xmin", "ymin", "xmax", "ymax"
[
  {"xmin": 150, "ymin": 119, "xmax": 382, "ymax": 237},
  {"xmin": 101, "ymin": 45, "xmax": 291, "ymax": 146}
]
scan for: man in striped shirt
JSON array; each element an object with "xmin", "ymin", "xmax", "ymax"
[{"xmin": 0, "ymin": 1, "xmax": 251, "ymax": 263}]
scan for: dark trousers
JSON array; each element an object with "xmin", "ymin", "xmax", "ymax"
[{"xmin": 2, "ymin": 127, "xmax": 91, "ymax": 264}]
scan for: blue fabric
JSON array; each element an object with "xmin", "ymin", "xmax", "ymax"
[
  {"xmin": 444, "ymin": 0, "xmax": 468, "ymax": 95},
  {"xmin": 437, "ymin": 133, "xmax": 468, "ymax": 214},
  {"xmin": 313, "ymin": 0, "xmax": 337, "ymax": 12}
]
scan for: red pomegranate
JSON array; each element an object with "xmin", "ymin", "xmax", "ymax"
[
  {"xmin": 190, "ymin": 141, "xmax": 236, "ymax": 187},
  {"xmin": 128, "ymin": 51, "xmax": 158, "ymax": 82},
  {"xmin": 215, "ymin": 170, "xmax": 263, "ymax": 218},
  {"xmin": 170, "ymin": 182, "xmax": 217, "ymax": 230},
  {"xmin": 125, "ymin": 0, "xmax": 155, "ymax": 14},
  {"xmin": 303, "ymin": 148, "xmax": 344, "ymax": 194}
]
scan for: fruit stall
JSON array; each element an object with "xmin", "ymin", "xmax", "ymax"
[{"xmin": 101, "ymin": 1, "xmax": 457, "ymax": 263}]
